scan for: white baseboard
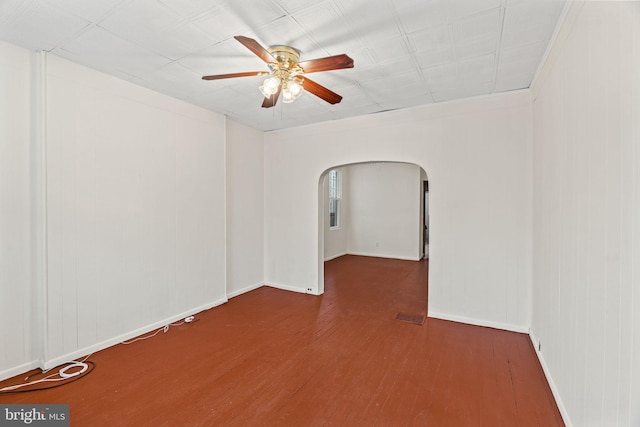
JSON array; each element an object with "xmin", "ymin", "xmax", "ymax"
[
  {"xmin": 428, "ymin": 311, "xmax": 529, "ymax": 334},
  {"xmin": 346, "ymin": 251, "xmax": 421, "ymax": 262},
  {"xmin": 528, "ymin": 330, "xmax": 572, "ymax": 427},
  {"xmin": 0, "ymin": 360, "xmax": 42, "ymax": 382},
  {"xmin": 265, "ymin": 282, "xmax": 309, "ymax": 294},
  {"xmin": 324, "ymin": 252, "xmax": 347, "ymax": 262},
  {"xmin": 227, "ymin": 282, "xmax": 264, "ymax": 299},
  {"xmin": 42, "ymin": 297, "xmax": 228, "ymax": 371}
]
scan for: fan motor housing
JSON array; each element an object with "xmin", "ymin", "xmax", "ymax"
[{"xmin": 267, "ymin": 45, "xmax": 300, "ymax": 68}]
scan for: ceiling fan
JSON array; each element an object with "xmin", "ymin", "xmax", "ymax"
[{"xmin": 202, "ymin": 36, "xmax": 354, "ymax": 108}]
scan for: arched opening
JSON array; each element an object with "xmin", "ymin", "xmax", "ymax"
[{"xmin": 317, "ymin": 161, "xmax": 430, "ymax": 317}]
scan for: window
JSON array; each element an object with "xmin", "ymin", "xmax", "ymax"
[{"xmin": 328, "ymin": 169, "xmax": 341, "ymax": 228}]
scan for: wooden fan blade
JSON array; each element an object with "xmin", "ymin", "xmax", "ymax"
[
  {"xmin": 234, "ymin": 35, "xmax": 277, "ymax": 64},
  {"xmin": 262, "ymin": 86, "xmax": 282, "ymax": 108},
  {"xmin": 298, "ymin": 54, "xmax": 354, "ymax": 74},
  {"xmin": 301, "ymin": 78, "xmax": 343, "ymax": 104},
  {"xmin": 202, "ymin": 71, "xmax": 267, "ymax": 80}
]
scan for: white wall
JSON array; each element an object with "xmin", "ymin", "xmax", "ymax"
[
  {"xmin": 323, "ymin": 167, "xmax": 348, "ymax": 261},
  {"xmin": 0, "ymin": 43, "xmax": 263, "ymax": 379},
  {"xmin": 530, "ymin": 2, "xmax": 640, "ymax": 426},
  {"xmin": 226, "ymin": 120, "xmax": 264, "ymax": 297},
  {"xmin": 42, "ymin": 54, "xmax": 227, "ymax": 368},
  {"xmin": 346, "ymin": 162, "xmax": 422, "ymax": 261},
  {"xmin": 0, "ymin": 42, "xmax": 37, "ymax": 379},
  {"xmin": 264, "ymin": 92, "xmax": 533, "ymax": 331}
]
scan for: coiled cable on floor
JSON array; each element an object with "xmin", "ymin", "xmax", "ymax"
[
  {"xmin": 58, "ymin": 361, "xmax": 88, "ymax": 378},
  {"xmin": 0, "ymin": 355, "xmax": 95, "ymax": 394}
]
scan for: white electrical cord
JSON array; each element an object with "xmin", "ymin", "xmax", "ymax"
[
  {"xmin": 121, "ymin": 325, "xmax": 169, "ymax": 344},
  {"xmin": 0, "ymin": 373, "xmax": 71, "ymax": 392},
  {"xmin": 0, "ymin": 354, "xmax": 93, "ymax": 392},
  {"xmin": 58, "ymin": 362, "xmax": 88, "ymax": 378},
  {"xmin": 120, "ymin": 317, "xmax": 195, "ymax": 345}
]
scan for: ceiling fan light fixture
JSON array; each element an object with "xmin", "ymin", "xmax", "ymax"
[
  {"xmin": 289, "ymin": 79, "xmax": 303, "ymax": 97},
  {"xmin": 203, "ymin": 36, "xmax": 351, "ymax": 108},
  {"xmin": 259, "ymin": 76, "xmax": 281, "ymax": 98},
  {"xmin": 282, "ymin": 78, "xmax": 303, "ymax": 103},
  {"xmin": 282, "ymin": 89, "xmax": 294, "ymax": 103}
]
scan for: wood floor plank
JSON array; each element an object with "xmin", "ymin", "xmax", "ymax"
[{"xmin": 0, "ymin": 255, "xmax": 563, "ymax": 426}]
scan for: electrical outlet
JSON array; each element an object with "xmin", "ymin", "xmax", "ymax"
[
  {"xmin": 375, "ymin": 241, "xmax": 380, "ymax": 247},
  {"xmin": 307, "ymin": 288, "xmax": 312, "ymax": 293}
]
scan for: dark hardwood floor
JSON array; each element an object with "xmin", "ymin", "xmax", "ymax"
[{"xmin": 0, "ymin": 255, "xmax": 563, "ymax": 426}]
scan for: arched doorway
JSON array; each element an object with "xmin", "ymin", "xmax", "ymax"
[{"xmin": 317, "ymin": 162, "xmax": 430, "ymax": 310}]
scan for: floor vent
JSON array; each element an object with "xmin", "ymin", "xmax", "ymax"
[{"xmin": 395, "ymin": 312, "xmax": 426, "ymax": 325}]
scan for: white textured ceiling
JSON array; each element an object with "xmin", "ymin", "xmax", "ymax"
[{"xmin": 0, "ymin": 0, "xmax": 566, "ymax": 131}]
